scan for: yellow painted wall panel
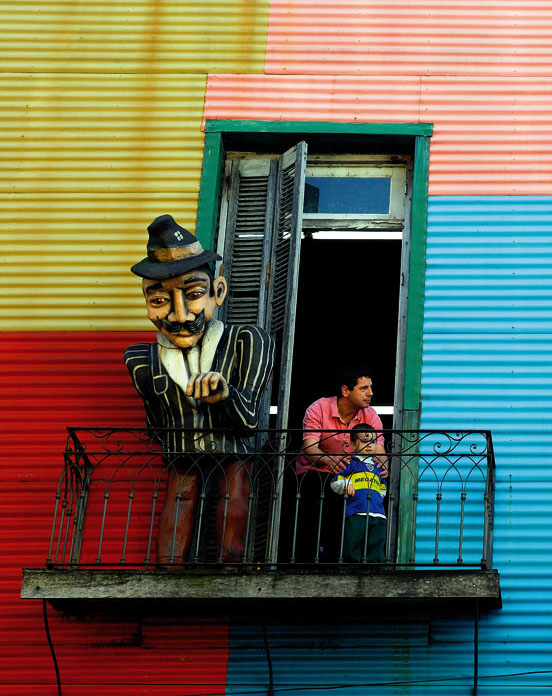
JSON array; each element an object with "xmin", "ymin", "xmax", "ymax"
[
  {"xmin": 2, "ymin": 0, "xmax": 270, "ymax": 74},
  {"xmin": 0, "ymin": 73, "xmax": 207, "ymax": 332},
  {"xmin": 1, "ymin": 0, "xmax": 272, "ymax": 332}
]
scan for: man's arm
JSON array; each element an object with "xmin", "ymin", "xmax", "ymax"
[
  {"xmin": 301, "ymin": 399, "xmax": 349, "ymax": 472},
  {"xmin": 302, "ymin": 437, "xmax": 349, "ymax": 473}
]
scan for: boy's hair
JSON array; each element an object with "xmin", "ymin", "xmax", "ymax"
[
  {"xmin": 350, "ymin": 423, "xmax": 375, "ymax": 443},
  {"xmin": 335, "ymin": 365, "xmax": 374, "ymax": 397}
]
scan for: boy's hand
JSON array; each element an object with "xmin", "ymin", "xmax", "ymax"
[{"xmin": 346, "ymin": 482, "xmax": 355, "ymax": 497}]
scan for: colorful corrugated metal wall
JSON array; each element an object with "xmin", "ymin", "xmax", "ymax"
[
  {"xmin": 418, "ymin": 196, "xmax": 552, "ymax": 691},
  {"xmin": 4, "ymin": 0, "xmax": 552, "ymax": 694},
  {"xmin": 204, "ymin": 74, "xmax": 552, "ymax": 195},
  {"xmin": 201, "ymin": 2, "xmax": 552, "ymax": 695},
  {"xmin": 1, "ymin": 1, "xmax": 270, "ymax": 693}
]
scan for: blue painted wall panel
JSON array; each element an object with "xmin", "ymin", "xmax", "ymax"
[
  {"xmin": 225, "ymin": 196, "xmax": 552, "ymax": 695},
  {"xmin": 424, "ymin": 196, "xmax": 552, "ymax": 334},
  {"xmin": 418, "ymin": 196, "xmax": 552, "ymax": 692}
]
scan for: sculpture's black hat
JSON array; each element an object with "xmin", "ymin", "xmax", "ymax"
[{"xmin": 131, "ymin": 214, "xmax": 221, "ymax": 280}]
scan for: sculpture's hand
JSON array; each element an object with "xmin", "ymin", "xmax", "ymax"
[{"xmin": 186, "ymin": 371, "xmax": 230, "ymax": 404}]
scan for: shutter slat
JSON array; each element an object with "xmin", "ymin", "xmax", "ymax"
[{"xmin": 222, "ymin": 164, "xmax": 276, "ymax": 326}]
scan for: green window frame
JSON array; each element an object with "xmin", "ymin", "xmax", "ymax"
[{"xmin": 196, "ymin": 120, "xmax": 432, "ymax": 563}]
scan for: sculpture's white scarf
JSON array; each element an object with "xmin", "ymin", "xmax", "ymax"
[{"xmin": 156, "ymin": 319, "xmax": 225, "ymax": 425}]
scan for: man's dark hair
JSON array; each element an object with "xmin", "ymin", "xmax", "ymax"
[
  {"xmin": 335, "ymin": 365, "xmax": 373, "ymax": 397},
  {"xmin": 350, "ymin": 423, "xmax": 375, "ymax": 443}
]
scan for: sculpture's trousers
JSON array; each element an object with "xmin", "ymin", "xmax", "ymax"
[{"xmin": 157, "ymin": 460, "xmax": 250, "ymax": 564}]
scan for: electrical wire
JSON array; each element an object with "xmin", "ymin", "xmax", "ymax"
[
  {"xmin": 171, "ymin": 669, "xmax": 552, "ymax": 696},
  {"xmin": 261, "ymin": 625, "xmax": 274, "ymax": 696},
  {"xmin": 37, "ymin": 603, "xmax": 552, "ymax": 696},
  {"xmin": 42, "ymin": 599, "xmax": 63, "ymax": 696}
]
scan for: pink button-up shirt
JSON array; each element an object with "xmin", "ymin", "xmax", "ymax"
[{"xmin": 295, "ymin": 396, "xmax": 383, "ymax": 474}]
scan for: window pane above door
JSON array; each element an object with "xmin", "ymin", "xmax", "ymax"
[
  {"xmin": 302, "ymin": 163, "xmax": 408, "ymax": 230},
  {"xmin": 304, "ymin": 176, "xmax": 391, "ymax": 214}
]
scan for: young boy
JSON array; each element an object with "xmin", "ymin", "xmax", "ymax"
[{"xmin": 330, "ymin": 424, "xmax": 387, "ymax": 563}]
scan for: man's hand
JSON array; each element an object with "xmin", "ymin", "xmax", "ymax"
[
  {"xmin": 346, "ymin": 482, "xmax": 355, "ymax": 497},
  {"xmin": 186, "ymin": 372, "xmax": 229, "ymax": 404},
  {"xmin": 374, "ymin": 454, "xmax": 389, "ymax": 479},
  {"xmin": 303, "ymin": 437, "xmax": 351, "ymax": 473},
  {"xmin": 328, "ymin": 454, "xmax": 351, "ymax": 473}
]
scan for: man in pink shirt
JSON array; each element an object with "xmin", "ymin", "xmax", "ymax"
[
  {"xmin": 296, "ymin": 370, "xmax": 386, "ymax": 474},
  {"xmin": 292, "ymin": 366, "xmax": 388, "ymax": 563}
]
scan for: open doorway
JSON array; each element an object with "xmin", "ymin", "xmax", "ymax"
[{"xmin": 288, "ymin": 235, "xmax": 402, "ymax": 430}]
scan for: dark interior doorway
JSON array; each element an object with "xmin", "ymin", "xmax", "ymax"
[{"xmin": 287, "ymin": 236, "xmax": 402, "ymax": 430}]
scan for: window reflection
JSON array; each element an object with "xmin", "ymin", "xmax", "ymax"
[{"xmin": 304, "ymin": 177, "xmax": 391, "ymax": 214}]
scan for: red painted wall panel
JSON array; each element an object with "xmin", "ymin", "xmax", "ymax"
[{"xmin": 0, "ymin": 332, "xmax": 229, "ymax": 695}]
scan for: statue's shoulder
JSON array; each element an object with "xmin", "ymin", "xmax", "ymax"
[
  {"xmin": 229, "ymin": 324, "xmax": 272, "ymax": 344},
  {"xmin": 124, "ymin": 343, "xmax": 154, "ymax": 365}
]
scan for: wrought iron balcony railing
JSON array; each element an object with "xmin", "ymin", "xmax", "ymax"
[{"xmin": 46, "ymin": 428, "xmax": 495, "ymax": 571}]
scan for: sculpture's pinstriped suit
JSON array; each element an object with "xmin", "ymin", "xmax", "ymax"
[{"xmin": 124, "ymin": 323, "xmax": 275, "ymax": 456}]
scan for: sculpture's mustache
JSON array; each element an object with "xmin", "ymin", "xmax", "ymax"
[{"xmin": 162, "ymin": 310, "xmax": 205, "ymax": 335}]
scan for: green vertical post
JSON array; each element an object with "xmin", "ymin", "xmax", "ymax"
[
  {"xmin": 195, "ymin": 131, "xmax": 225, "ymax": 251},
  {"xmin": 396, "ymin": 135, "xmax": 430, "ymax": 565}
]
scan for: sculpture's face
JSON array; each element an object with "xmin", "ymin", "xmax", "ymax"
[{"xmin": 142, "ymin": 270, "xmax": 227, "ymax": 350}]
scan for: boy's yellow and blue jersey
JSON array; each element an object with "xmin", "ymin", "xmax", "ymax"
[{"xmin": 331, "ymin": 456, "xmax": 387, "ymax": 519}]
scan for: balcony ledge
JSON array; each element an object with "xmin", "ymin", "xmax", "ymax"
[{"xmin": 21, "ymin": 568, "xmax": 502, "ymax": 614}]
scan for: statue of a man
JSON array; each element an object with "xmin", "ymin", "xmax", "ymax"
[{"xmin": 125, "ymin": 214, "xmax": 274, "ymax": 564}]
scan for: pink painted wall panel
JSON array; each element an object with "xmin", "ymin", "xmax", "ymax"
[
  {"xmin": 266, "ymin": 0, "xmax": 552, "ymax": 77},
  {"xmin": 204, "ymin": 74, "xmax": 552, "ymax": 195},
  {"xmin": 203, "ymin": 74, "xmax": 423, "ymax": 123},
  {"xmin": 423, "ymin": 77, "xmax": 552, "ymax": 194}
]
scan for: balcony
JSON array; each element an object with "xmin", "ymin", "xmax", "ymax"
[{"xmin": 21, "ymin": 428, "xmax": 501, "ymax": 613}]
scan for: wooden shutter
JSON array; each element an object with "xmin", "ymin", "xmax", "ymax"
[
  {"xmin": 264, "ymin": 142, "xmax": 307, "ymax": 563},
  {"xmin": 220, "ymin": 158, "xmax": 277, "ymax": 327},
  {"xmin": 215, "ymin": 144, "xmax": 307, "ymax": 563},
  {"xmin": 218, "ymin": 143, "xmax": 307, "ymax": 430},
  {"xmin": 266, "ymin": 142, "xmax": 308, "ymax": 431}
]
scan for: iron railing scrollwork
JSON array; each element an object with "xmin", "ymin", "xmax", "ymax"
[{"xmin": 46, "ymin": 427, "xmax": 496, "ymax": 570}]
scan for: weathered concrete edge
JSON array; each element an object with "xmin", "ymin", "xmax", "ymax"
[{"xmin": 21, "ymin": 569, "xmax": 501, "ymax": 606}]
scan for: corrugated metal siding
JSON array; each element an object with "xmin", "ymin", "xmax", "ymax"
[
  {"xmin": 423, "ymin": 197, "xmax": 552, "ymax": 334},
  {"xmin": 0, "ymin": 0, "xmax": 271, "ymax": 334},
  {"xmin": 225, "ymin": 621, "xmax": 495, "ymax": 694},
  {"xmin": 417, "ymin": 196, "xmax": 552, "ymax": 692},
  {"xmin": 2, "ymin": 0, "xmax": 270, "ymax": 74},
  {"xmin": 266, "ymin": 0, "xmax": 552, "ymax": 77},
  {"xmin": 423, "ymin": 78, "xmax": 552, "ymax": 196},
  {"xmin": 0, "ymin": 72, "xmax": 206, "ymax": 332},
  {"xmin": 220, "ymin": 197, "xmax": 552, "ymax": 694},
  {"xmin": 204, "ymin": 74, "xmax": 423, "ymax": 125},
  {"xmin": 204, "ymin": 74, "xmax": 552, "ymax": 196},
  {"xmin": 0, "ymin": 331, "xmax": 230, "ymax": 694}
]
